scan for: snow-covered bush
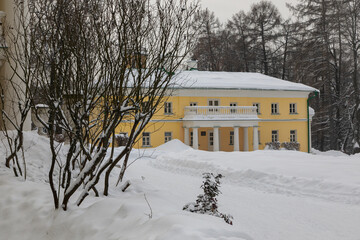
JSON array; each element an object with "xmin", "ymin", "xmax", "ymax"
[
  {"xmin": 183, "ymin": 173, "xmax": 233, "ymax": 225},
  {"xmin": 281, "ymin": 142, "xmax": 300, "ymax": 151},
  {"xmin": 265, "ymin": 141, "xmax": 281, "ymax": 150}
]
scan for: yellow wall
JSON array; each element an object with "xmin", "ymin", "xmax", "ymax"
[{"xmin": 115, "ymin": 93, "xmax": 310, "ymax": 152}]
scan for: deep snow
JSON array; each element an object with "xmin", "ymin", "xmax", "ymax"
[{"xmin": 0, "ymin": 133, "xmax": 359, "ymax": 240}]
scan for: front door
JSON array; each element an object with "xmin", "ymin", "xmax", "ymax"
[{"xmin": 208, "ymin": 131, "xmax": 214, "ymax": 151}]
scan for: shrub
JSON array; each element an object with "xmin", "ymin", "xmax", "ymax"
[
  {"xmin": 265, "ymin": 141, "xmax": 281, "ymax": 150},
  {"xmin": 183, "ymin": 173, "xmax": 233, "ymax": 225},
  {"xmin": 281, "ymin": 142, "xmax": 300, "ymax": 151}
]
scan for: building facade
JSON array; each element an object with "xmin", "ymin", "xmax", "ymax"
[
  {"xmin": 0, "ymin": 0, "xmax": 31, "ymax": 131},
  {"xmin": 117, "ymin": 71, "xmax": 317, "ymax": 152}
]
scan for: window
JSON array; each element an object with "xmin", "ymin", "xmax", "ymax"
[
  {"xmin": 164, "ymin": 102, "xmax": 173, "ymax": 114},
  {"xmin": 271, "ymin": 103, "xmax": 279, "ymax": 114},
  {"xmin": 230, "ymin": 102, "xmax": 237, "ymax": 113},
  {"xmin": 209, "ymin": 132, "xmax": 214, "ymax": 146},
  {"xmin": 164, "ymin": 132, "xmax": 172, "ymax": 143},
  {"xmin": 208, "ymin": 99, "xmax": 219, "ymax": 112},
  {"xmin": 190, "ymin": 102, "xmax": 198, "ymax": 106},
  {"xmin": 271, "ymin": 130, "xmax": 279, "ymax": 142},
  {"xmin": 208, "ymin": 99, "xmax": 219, "ymax": 106},
  {"xmin": 290, "ymin": 130, "xmax": 297, "ymax": 142},
  {"xmin": 253, "ymin": 103, "xmax": 260, "ymax": 114},
  {"xmin": 142, "ymin": 132, "xmax": 151, "ymax": 147},
  {"xmin": 190, "ymin": 132, "xmax": 193, "ymax": 146},
  {"xmin": 258, "ymin": 131, "xmax": 261, "ymax": 144},
  {"xmin": 230, "ymin": 131, "xmax": 234, "ymax": 145},
  {"xmin": 289, "ymin": 103, "xmax": 297, "ymax": 114},
  {"xmin": 141, "ymin": 101, "xmax": 149, "ymax": 111},
  {"xmin": 201, "ymin": 131, "xmax": 206, "ymax": 136}
]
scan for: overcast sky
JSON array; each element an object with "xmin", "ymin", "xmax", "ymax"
[{"xmin": 199, "ymin": 0, "xmax": 296, "ymax": 23}]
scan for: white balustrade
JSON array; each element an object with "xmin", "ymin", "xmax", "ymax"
[{"xmin": 184, "ymin": 106, "xmax": 258, "ymax": 119}]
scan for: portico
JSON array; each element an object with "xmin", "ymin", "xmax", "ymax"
[{"xmin": 182, "ymin": 106, "xmax": 259, "ymax": 152}]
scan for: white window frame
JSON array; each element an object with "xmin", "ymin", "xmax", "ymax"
[
  {"xmin": 271, "ymin": 103, "xmax": 279, "ymax": 115},
  {"xmin": 230, "ymin": 102, "xmax": 237, "ymax": 113},
  {"xmin": 290, "ymin": 130, "xmax": 297, "ymax": 142},
  {"xmin": 164, "ymin": 131, "xmax": 172, "ymax": 143},
  {"xmin": 190, "ymin": 132, "xmax": 193, "ymax": 146},
  {"xmin": 142, "ymin": 132, "xmax": 151, "ymax": 147},
  {"xmin": 209, "ymin": 131, "xmax": 214, "ymax": 146},
  {"xmin": 289, "ymin": 103, "xmax": 297, "ymax": 114},
  {"xmin": 208, "ymin": 99, "xmax": 220, "ymax": 112},
  {"xmin": 229, "ymin": 131, "xmax": 234, "ymax": 145},
  {"xmin": 271, "ymin": 130, "xmax": 279, "ymax": 142},
  {"xmin": 253, "ymin": 103, "xmax": 261, "ymax": 114},
  {"xmin": 258, "ymin": 131, "xmax": 261, "ymax": 144},
  {"xmin": 164, "ymin": 102, "xmax": 173, "ymax": 115}
]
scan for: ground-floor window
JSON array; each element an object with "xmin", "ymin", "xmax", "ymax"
[
  {"xmin": 164, "ymin": 132, "xmax": 172, "ymax": 143},
  {"xmin": 209, "ymin": 132, "xmax": 214, "ymax": 146},
  {"xmin": 258, "ymin": 131, "xmax": 261, "ymax": 144},
  {"xmin": 272, "ymin": 130, "xmax": 279, "ymax": 142},
  {"xmin": 290, "ymin": 130, "xmax": 297, "ymax": 142},
  {"xmin": 142, "ymin": 132, "xmax": 151, "ymax": 147},
  {"xmin": 229, "ymin": 131, "xmax": 234, "ymax": 145},
  {"xmin": 190, "ymin": 132, "xmax": 193, "ymax": 146}
]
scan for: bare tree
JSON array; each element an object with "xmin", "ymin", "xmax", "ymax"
[{"xmin": 4, "ymin": 0, "xmax": 198, "ymax": 210}]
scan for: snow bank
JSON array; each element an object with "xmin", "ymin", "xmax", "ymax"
[
  {"xmin": 1, "ymin": 134, "xmax": 360, "ymax": 240},
  {"xmin": 155, "ymin": 139, "xmax": 192, "ymax": 152}
]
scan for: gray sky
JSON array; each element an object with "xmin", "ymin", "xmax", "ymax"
[{"xmin": 199, "ymin": 0, "xmax": 296, "ymax": 23}]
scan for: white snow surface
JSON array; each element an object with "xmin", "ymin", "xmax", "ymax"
[
  {"xmin": 1, "ymin": 132, "xmax": 360, "ymax": 240},
  {"xmin": 174, "ymin": 71, "xmax": 318, "ymax": 92}
]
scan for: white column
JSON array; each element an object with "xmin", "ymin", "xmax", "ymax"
[
  {"xmin": 253, "ymin": 126, "xmax": 259, "ymax": 151},
  {"xmin": 233, "ymin": 127, "xmax": 240, "ymax": 151},
  {"xmin": 309, "ymin": 120, "xmax": 312, "ymax": 152},
  {"xmin": 184, "ymin": 127, "xmax": 189, "ymax": 145},
  {"xmin": 213, "ymin": 127, "xmax": 220, "ymax": 151},
  {"xmin": 193, "ymin": 127, "xmax": 199, "ymax": 150},
  {"xmin": 243, "ymin": 127, "xmax": 249, "ymax": 151}
]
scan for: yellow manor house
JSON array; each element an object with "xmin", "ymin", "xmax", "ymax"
[{"xmin": 118, "ymin": 71, "xmax": 318, "ymax": 153}]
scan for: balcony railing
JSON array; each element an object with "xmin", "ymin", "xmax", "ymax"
[{"xmin": 184, "ymin": 106, "xmax": 258, "ymax": 120}]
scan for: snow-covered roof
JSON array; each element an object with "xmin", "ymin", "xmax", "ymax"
[{"xmin": 174, "ymin": 71, "xmax": 318, "ymax": 92}]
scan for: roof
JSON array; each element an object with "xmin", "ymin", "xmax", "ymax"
[{"xmin": 173, "ymin": 71, "xmax": 318, "ymax": 92}]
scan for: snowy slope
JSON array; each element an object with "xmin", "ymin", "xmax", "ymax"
[
  {"xmin": 174, "ymin": 71, "xmax": 318, "ymax": 92},
  {"xmin": 0, "ymin": 133, "xmax": 359, "ymax": 240}
]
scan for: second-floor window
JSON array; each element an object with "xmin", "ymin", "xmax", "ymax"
[
  {"xmin": 142, "ymin": 132, "xmax": 151, "ymax": 147},
  {"xmin": 208, "ymin": 99, "xmax": 219, "ymax": 112},
  {"xmin": 253, "ymin": 103, "xmax": 260, "ymax": 114},
  {"xmin": 164, "ymin": 132, "xmax": 172, "ymax": 143},
  {"xmin": 272, "ymin": 130, "xmax": 279, "ymax": 142},
  {"xmin": 290, "ymin": 130, "xmax": 297, "ymax": 142},
  {"xmin": 271, "ymin": 103, "xmax": 279, "ymax": 115},
  {"xmin": 289, "ymin": 103, "xmax": 297, "ymax": 114},
  {"xmin": 190, "ymin": 102, "xmax": 198, "ymax": 106},
  {"xmin": 164, "ymin": 102, "xmax": 173, "ymax": 114},
  {"xmin": 230, "ymin": 103, "xmax": 237, "ymax": 113}
]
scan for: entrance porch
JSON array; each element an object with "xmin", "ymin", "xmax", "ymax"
[{"xmin": 182, "ymin": 106, "xmax": 259, "ymax": 152}]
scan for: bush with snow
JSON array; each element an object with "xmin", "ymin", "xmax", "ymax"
[
  {"xmin": 183, "ymin": 173, "xmax": 233, "ymax": 225},
  {"xmin": 281, "ymin": 142, "xmax": 300, "ymax": 151},
  {"xmin": 265, "ymin": 141, "xmax": 281, "ymax": 150}
]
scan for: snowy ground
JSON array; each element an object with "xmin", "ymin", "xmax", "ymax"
[{"xmin": 0, "ymin": 132, "xmax": 359, "ymax": 240}]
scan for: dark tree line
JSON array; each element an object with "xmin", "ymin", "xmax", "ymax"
[{"xmin": 192, "ymin": 0, "xmax": 360, "ymax": 154}]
